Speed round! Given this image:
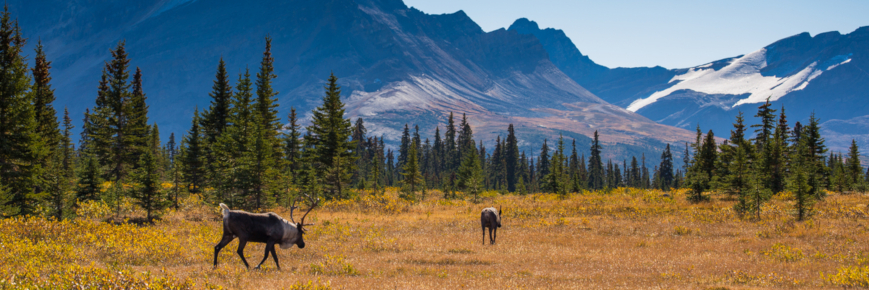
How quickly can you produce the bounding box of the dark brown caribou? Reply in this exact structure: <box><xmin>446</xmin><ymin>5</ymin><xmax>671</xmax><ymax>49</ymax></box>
<box><xmin>481</xmin><ymin>206</ymin><xmax>503</xmax><ymax>245</ymax></box>
<box><xmin>213</xmin><ymin>194</ymin><xmax>318</xmax><ymax>270</ymax></box>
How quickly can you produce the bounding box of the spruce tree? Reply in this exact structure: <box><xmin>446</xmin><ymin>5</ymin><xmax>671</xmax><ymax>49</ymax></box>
<box><xmin>283</xmin><ymin>108</ymin><xmax>302</xmax><ymax>181</ymax></box>
<box><xmin>505</xmin><ymin>124</ymin><xmax>519</xmax><ymax>192</ymax></box>
<box><xmin>246</xmin><ymin>118</ymin><xmax>278</xmax><ymax>210</ymax></box>
<box><xmin>789</xmin><ymin>137</ymin><xmax>815</xmax><ymax>221</ymax></box>
<box><xmin>745</xmin><ymin>169</ymin><xmax>772</xmax><ymax>220</ymax></box>
<box><xmin>802</xmin><ymin>113</ymin><xmax>827</xmax><ymax>198</ymax></box>
<box><xmin>444</xmin><ymin>112</ymin><xmax>457</xmax><ymax>172</ymax></box>
<box><xmin>401</xmin><ymin>139</ymin><xmax>424</xmax><ymax>200</ymax></box>
<box><xmin>587</xmin><ymin>131</ymin><xmax>604</xmax><ymax>190</ymax></box>
<box><xmin>846</xmin><ymin>139</ymin><xmax>863</xmax><ymax>190</ymax></box>
<box><xmin>45</xmin><ymin>108</ymin><xmax>75</xmax><ymax>219</ymax></box>
<box><xmin>457</xmin><ymin>142</ymin><xmax>484</xmax><ymax>202</ymax></box>
<box><xmin>307</xmin><ymin>73</ymin><xmax>356</xmax><ymax>199</ymax></box>
<box><xmin>0</xmin><ymin>8</ymin><xmax>43</xmax><ymax>216</ymax></box>
<box><xmin>31</xmin><ymin>40</ymin><xmax>60</xmax><ymax>149</ymax></box>
<box><xmin>538</xmin><ymin>139</ymin><xmax>551</xmax><ymax>179</ymax></box>
<box><xmin>254</xmin><ymin>36</ymin><xmax>281</xmax><ymax>147</ymax></box>
<box><xmin>75</xmin><ymin>156</ymin><xmax>103</xmax><ymax>203</ymax></box>
<box><xmin>658</xmin><ymin>144</ymin><xmax>674</xmax><ymax>191</ymax></box>
<box><xmin>103</xmin><ymin>41</ymin><xmax>134</xmax><ymax>183</ymax></box>
<box><xmin>127</xmin><ymin>67</ymin><xmax>150</xmax><ymax>166</ymax></box>
<box><xmin>132</xmin><ymin>149</ymin><xmax>168</xmax><ymax>223</ymax></box>
<box><xmin>398</xmin><ymin>124</ymin><xmax>410</xmax><ymax>170</ymax></box>
<box><xmin>729</xmin><ymin>142</ymin><xmax>751</xmax><ymax>216</ymax></box>
<box><xmin>202</xmin><ymin>58</ymin><xmax>233</xmax><ymax>143</ymax></box>
<box><xmin>181</xmin><ymin>109</ymin><xmax>206</xmax><ymax>194</ymax></box>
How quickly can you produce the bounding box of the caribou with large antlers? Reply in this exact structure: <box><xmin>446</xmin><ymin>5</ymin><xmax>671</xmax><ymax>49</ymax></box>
<box><xmin>213</xmin><ymin>194</ymin><xmax>319</xmax><ymax>270</ymax></box>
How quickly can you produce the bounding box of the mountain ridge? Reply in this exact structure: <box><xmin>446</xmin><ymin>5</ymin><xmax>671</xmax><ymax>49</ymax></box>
<box><xmin>11</xmin><ymin>0</ymin><xmax>695</xmax><ymax>164</ymax></box>
<box><xmin>509</xmin><ymin>18</ymin><xmax>869</xmax><ymax>152</ymax></box>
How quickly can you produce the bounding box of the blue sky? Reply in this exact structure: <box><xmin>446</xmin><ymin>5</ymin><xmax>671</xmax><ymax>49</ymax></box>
<box><xmin>404</xmin><ymin>0</ymin><xmax>869</xmax><ymax>69</ymax></box>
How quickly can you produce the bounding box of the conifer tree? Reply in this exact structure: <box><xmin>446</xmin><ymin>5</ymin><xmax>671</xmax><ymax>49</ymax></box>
<box><xmin>538</xmin><ymin>139</ymin><xmax>551</xmax><ymax>180</ymax></box>
<box><xmin>181</xmin><ymin>109</ymin><xmax>206</xmax><ymax>194</ymax></box>
<box><xmin>283</xmin><ymin>108</ymin><xmax>302</xmax><ymax>181</ymax></box>
<box><xmin>587</xmin><ymin>131</ymin><xmax>604</xmax><ymax>190</ymax></box>
<box><xmin>398</xmin><ymin>124</ymin><xmax>410</xmax><ymax>171</ymax></box>
<box><xmin>505</xmin><ymin>124</ymin><xmax>519</xmax><ymax>192</ymax></box>
<box><xmin>745</xmin><ymin>169</ymin><xmax>772</xmax><ymax>220</ymax></box>
<box><xmin>202</xmin><ymin>58</ymin><xmax>233</xmax><ymax>143</ymax></box>
<box><xmin>789</xmin><ymin>137</ymin><xmax>815</xmax><ymax>221</ymax></box>
<box><xmin>444</xmin><ymin>112</ymin><xmax>457</xmax><ymax>172</ymax></box>
<box><xmin>0</xmin><ymin>9</ymin><xmax>43</xmax><ymax>216</ymax></box>
<box><xmin>246</xmin><ymin>118</ymin><xmax>278</xmax><ymax>210</ymax></box>
<box><xmin>457</xmin><ymin>142</ymin><xmax>484</xmax><ymax>202</ymax></box>
<box><xmin>45</xmin><ymin>109</ymin><xmax>75</xmax><ymax>219</ymax></box>
<box><xmin>212</xmin><ymin>69</ymin><xmax>256</xmax><ymax>206</ymax></box>
<box><xmin>31</xmin><ymin>40</ymin><xmax>60</xmax><ymax>150</ymax></box>
<box><xmin>132</xmin><ymin>149</ymin><xmax>168</xmax><ymax>223</ymax></box>
<box><xmin>846</xmin><ymin>139</ymin><xmax>863</xmax><ymax>190</ymax></box>
<box><xmin>658</xmin><ymin>144</ymin><xmax>674</xmax><ymax>190</ymax></box>
<box><xmin>729</xmin><ymin>142</ymin><xmax>752</xmax><ymax>216</ymax></box>
<box><xmin>307</xmin><ymin>73</ymin><xmax>356</xmax><ymax>199</ymax></box>
<box><xmin>254</xmin><ymin>37</ymin><xmax>281</xmax><ymax>148</ymax></box>
<box><xmin>401</xmin><ymin>139</ymin><xmax>424</xmax><ymax>200</ymax></box>
<box><xmin>802</xmin><ymin>113</ymin><xmax>827</xmax><ymax>198</ymax></box>
<box><xmin>200</xmin><ymin>58</ymin><xmax>233</xmax><ymax>189</ymax></box>
<box><xmin>103</xmin><ymin>41</ymin><xmax>134</xmax><ymax>183</ymax></box>
<box><xmin>545</xmin><ymin>135</ymin><xmax>570</xmax><ymax>195</ymax></box>
<box><xmin>127</xmin><ymin>67</ymin><xmax>150</xmax><ymax>165</ymax></box>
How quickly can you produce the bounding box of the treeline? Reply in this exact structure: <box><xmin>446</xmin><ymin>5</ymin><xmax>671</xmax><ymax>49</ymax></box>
<box><xmin>0</xmin><ymin>6</ymin><xmax>674</xmax><ymax>221</ymax></box>
<box><xmin>683</xmin><ymin>100</ymin><xmax>867</xmax><ymax>220</ymax></box>
<box><xmin>1</xmin><ymin>8</ymin><xmax>865</xmax><ymax>222</ymax></box>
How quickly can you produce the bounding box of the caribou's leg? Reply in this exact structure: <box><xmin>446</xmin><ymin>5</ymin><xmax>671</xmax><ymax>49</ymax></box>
<box><xmin>493</xmin><ymin>227</ymin><xmax>497</xmax><ymax>244</ymax></box>
<box><xmin>254</xmin><ymin>241</ymin><xmax>274</xmax><ymax>270</ymax></box>
<box><xmin>488</xmin><ymin>227</ymin><xmax>494</xmax><ymax>245</ymax></box>
<box><xmin>213</xmin><ymin>234</ymin><xmax>235</xmax><ymax>268</ymax></box>
<box><xmin>236</xmin><ymin>239</ymin><xmax>250</xmax><ymax>269</ymax></box>
<box><xmin>482</xmin><ymin>226</ymin><xmax>486</xmax><ymax>245</ymax></box>
<box><xmin>270</xmin><ymin>244</ymin><xmax>281</xmax><ymax>270</ymax></box>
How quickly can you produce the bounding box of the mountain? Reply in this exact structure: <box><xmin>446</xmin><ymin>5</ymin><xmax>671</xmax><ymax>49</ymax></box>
<box><xmin>510</xmin><ymin>18</ymin><xmax>869</xmax><ymax>153</ymax></box>
<box><xmin>11</xmin><ymin>0</ymin><xmax>695</xmax><ymax>162</ymax></box>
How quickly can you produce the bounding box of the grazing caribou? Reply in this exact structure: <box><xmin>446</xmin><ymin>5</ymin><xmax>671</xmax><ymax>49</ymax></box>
<box><xmin>481</xmin><ymin>206</ymin><xmax>503</xmax><ymax>245</ymax></box>
<box><xmin>213</xmin><ymin>194</ymin><xmax>318</xmax><ymax>270</ymax></box>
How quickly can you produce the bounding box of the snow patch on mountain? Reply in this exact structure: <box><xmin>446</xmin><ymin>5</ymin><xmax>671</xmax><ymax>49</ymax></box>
<box><xmin>627</xmin><ymin>49</ymin><xmax>852</xmax><ymax>111</ymax></box>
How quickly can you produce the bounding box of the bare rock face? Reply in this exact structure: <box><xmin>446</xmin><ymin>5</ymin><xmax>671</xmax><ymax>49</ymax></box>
<box><xmin>12</xmin><ymin>0</ymin><xmax>695</xmax><ymax>162</ymax></box>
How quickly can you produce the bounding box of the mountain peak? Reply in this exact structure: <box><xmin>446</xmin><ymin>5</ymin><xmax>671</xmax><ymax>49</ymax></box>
<box><xmin>508</xmin><ymin>18</ymin><xmax>540</xmax><ymax>32</ymax></box>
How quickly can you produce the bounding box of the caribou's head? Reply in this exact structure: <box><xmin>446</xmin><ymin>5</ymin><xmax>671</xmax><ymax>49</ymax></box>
<box><xmin>282</xmin><ymin>194</ymin><xmax>320</xmax><ymax>249</ymax></box>
<box><xmin>497</xmin><ymin>206</ymin><xmax>503</xmax><ymax>228</ymax></box>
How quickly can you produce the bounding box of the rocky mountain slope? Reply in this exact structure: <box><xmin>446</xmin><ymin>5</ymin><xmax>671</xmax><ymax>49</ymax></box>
<box><xmin>510</xmin><ymin>18</ymin><xmax>869</xmax><ymax>152</ymax></box>
<box><xmin>12</xmin><ymin>0</ymin><xmax>695</xmax><ymax>162</ymax></box>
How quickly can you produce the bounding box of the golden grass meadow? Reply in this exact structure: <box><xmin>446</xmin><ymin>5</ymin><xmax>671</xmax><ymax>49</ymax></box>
<box><xmin>2</xmin><ymin>188</ymin><xmax>869</xmax><ymax>289</ymax></box>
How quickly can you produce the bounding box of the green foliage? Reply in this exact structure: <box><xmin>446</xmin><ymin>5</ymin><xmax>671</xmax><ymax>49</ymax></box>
<box><xmin>400</xmin><ymin>139</ymin><xmax>424</xmax><ymax>201</ymax></box>
<box><xmin>587</xmin><ymin>131</ymin><xmax>604</xmax><ymax>190</ymax></box>
<box><xmin>457</xmin><ymin>144</ymin><xmax>483</xmax><ymax>202</ymax></box>
<box><xmin>544</xmin><ymin>135</ymin><xmax>570</xmax><ymax>196</ymax></box>
<box><xmin>132</xmin><ymin>150</ymin><xmax>169</xmax><ymax>222</ymax></box>
<box><xmin>181</xmin><ymin>109</ymin><xmax>206</xmax><ymax>194</ymax></box>
<box><xmin>75</xmin><ymin>156</ymin><xmax>102</xmax><ymax>203</ymax></box>
<box><xmin>0</xmin><ymin>8</ymin><xmax>44</xmax><ymax>216</ymax></box>
<box><xmin>306</xmin><ymin>73</ymin><xmax>356</xmax><ymax>200</ymax></box>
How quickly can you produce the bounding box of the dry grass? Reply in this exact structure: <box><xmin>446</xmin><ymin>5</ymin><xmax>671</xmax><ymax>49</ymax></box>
<box><xmin>2</xmin><ymin>188</ymin><xmax>869</xmax><ymax>289</ymax></box>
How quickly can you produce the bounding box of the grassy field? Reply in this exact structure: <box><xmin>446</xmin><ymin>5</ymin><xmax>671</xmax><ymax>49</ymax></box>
<box><xmin>1</xmin><ymin>188</ymin><xmax>869</xmax><ymax>289</ymax></box>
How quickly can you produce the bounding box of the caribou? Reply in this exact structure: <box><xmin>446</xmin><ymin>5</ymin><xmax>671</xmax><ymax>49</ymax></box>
<box><xmin>481</xmin><ymin>206</ymin><xmax>503</xmax><ymax>245</ymax></box>
<box><xmin>213</xmin><ymin>194</ymin><xmax>319</xmax><ymax>270</ymax></box>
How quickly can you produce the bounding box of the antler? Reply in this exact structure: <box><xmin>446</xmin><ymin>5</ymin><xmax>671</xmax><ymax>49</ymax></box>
<box><xmin>297</xmin><ymin>193</ymin><xmax>320</xmax><ymax>232</ymax></box>
<box><xmin>288</xmin><ymin>196</ymin><xmax>300</xmax><ymax>224</ymax></box>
